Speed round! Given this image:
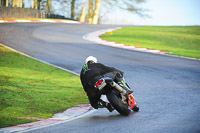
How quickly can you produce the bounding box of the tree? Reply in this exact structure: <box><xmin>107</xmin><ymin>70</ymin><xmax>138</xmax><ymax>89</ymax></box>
<box><xmin>88</xmin><ymin>0</ymin><xmax>93</xmax><ymax>23</ymax></box>
<box><xmin>38</xmin><ymin>0</ymin><xmax>41</xmax><ymax>10</ymax></box>
<box><xmin>12</xmin><ymin>0</ymin><xmax>19</xmax><ymax>7</ymax></box>
<box><xmin>11</xmin><ymin>0</ymin><xmax>24</xmax><ymax>7</ymax></box>
<box><xmin>92</xmin><ymin>0</ymin><xmax>100</xmax><ymax>24</ymax></box>
<box><xmin>102</xmin><ymin>0</ymin><xmax>149</xmax><ymax>17</ymax></box>
<box><xmin>34</xmin><ymin>0</ymin><xmax>38</xmax><ymax>9</ymax></box>
<box><xmin>31</xmin><ymin>0</ymin><xmax>34</xmax><ymax>8</ymax></box>
<box><xmin>80</xmin><ymin>4</ymin><xmax>86</xmax><ymax>22</ymax></box>
<box><xmin>88</xmin><ymin>0</ymin><xmax>148</xmax><ymax>24</ymax></box>
<box><xmin>46</xmin><ymin>0</ymin><xmax>52</xmax><ymax>13</ymax></box>
<box><xmin>71</xmin><ymin>0</ymin><xmax>75</xmax><ymax>19</ymax></box>
<box><xmin>87</xmin><ymin>0</ymin><xmax>101</xmax><ymax>24</ymax></box>
<box><xmin>22</xmin><ymin>0</ymin><xmax>24</xmax><ymax>7</ymax></box>
<box><xmin>85</xmin><ymin>0</ymin><xmax>148</xmax><ymax>24</ymax></box>
<box><xmin>50</xmin><ymin>0</ymin><xmax>77</xmax><ymax>19</ymax></box>
<box><xmin>32</xmin><ymin>0</ymin><xmax>42</xmax><ymax>10</ymax></box>
<box><xmin>26</xmin><ymin>0</ymin><xmax>147</xmax><ymax>24</ymax></box>
<box><xmin>0</xmin><ymin>0</ymin><xmax>8</xmax><ymax>7</ymax></box>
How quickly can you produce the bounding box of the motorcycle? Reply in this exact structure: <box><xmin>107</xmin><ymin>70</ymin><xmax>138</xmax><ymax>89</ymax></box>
<box><xmin>94</xmin><ymin>77</ymin><xmax>139</xmax><ymax>116</ymax></box>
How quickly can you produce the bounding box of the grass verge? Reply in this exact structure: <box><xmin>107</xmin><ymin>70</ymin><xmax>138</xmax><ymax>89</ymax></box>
<box><xmin>0</xmin><ymin>44</ymin><xmax>88</xmax><ymax>128</ymax></box>
<box><xmin>100</xmin><ymin>26</ymin><xmax>200</xmax><ymax>59</ymax></box>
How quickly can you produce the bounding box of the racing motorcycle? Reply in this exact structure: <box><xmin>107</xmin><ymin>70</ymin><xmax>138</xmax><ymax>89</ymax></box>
<box><xmin>94</xmin><ymin>77</ymin><xmax>139</xmax><ymax>116</ymax></box>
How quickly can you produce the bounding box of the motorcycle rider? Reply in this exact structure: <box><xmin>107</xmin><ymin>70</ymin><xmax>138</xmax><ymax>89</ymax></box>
<box><xmin>80</xmin><ymin>56</ymin><xmax>133</xmax><ymax>112</ymax></box>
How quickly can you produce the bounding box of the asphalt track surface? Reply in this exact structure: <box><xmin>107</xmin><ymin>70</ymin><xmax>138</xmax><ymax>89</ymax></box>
<box><xmin>0</xmin><ymin>23</ymin><xmax>200</xmax><ymax>133</ymax></box>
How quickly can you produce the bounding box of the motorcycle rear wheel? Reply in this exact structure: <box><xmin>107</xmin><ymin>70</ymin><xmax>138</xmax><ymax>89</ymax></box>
<box><xmin>106</xmin><ymin>90</ymin><xmax>131</xmax><ymax>116</ymax></box>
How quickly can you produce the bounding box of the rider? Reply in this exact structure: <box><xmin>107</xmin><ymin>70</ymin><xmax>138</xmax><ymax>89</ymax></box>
<box><xmin>80</xmin><ymin>56</ymin><xmax>133</xmax><ymax>112</ymax></box>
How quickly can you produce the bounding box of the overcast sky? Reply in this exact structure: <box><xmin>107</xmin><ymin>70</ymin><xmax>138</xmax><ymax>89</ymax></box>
<box><xmin>103</xmin><ymin>0</ymin><xmax>200</xmax><ymax>25</ymax></box>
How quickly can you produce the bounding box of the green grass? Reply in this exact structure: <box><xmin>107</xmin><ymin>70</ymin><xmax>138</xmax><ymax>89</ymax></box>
<box><xmin>100</xmin><ymin>26</ymin><xmax>200</xmax><ymax>59</ymax></box>
<box><xmin>0</xmin><ymin>44</ymin><xmax>88</xmax><ymax>128</ymax></box>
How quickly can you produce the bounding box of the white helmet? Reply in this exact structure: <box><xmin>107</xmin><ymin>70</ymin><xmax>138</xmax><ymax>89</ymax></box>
<box><xmin>85</xmin><ymin>56</ymin><xmax>97</xmax><ymax>64</ymax></box>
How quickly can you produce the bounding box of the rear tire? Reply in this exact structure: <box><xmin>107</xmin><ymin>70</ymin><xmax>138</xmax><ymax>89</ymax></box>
<box><xmin>106</xmin><ymin>90</ymin><xmax>131</xmax><ymax>116</ymax></box>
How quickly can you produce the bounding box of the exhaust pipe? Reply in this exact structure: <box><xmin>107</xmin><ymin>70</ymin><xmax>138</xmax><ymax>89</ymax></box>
<box><xmin>110</xmin><ymin>82</ymin><xmax>127</xmax><ymax>96</ymax></box>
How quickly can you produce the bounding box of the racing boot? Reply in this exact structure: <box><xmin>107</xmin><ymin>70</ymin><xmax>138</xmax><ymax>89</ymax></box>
<box><xmin>98</xmin><ymin>99</ymin><xmax>114</xmax><ymax>112</ymax></box>
<box><xmin>118</xmin><ymin>80</ymin><xmax>133</xmax><ymax>95</ymax></box>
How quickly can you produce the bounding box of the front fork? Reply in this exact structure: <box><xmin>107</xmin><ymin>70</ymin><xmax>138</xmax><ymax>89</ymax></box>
<box><xmin>128</xmin><ymin>94</ymin><xmax>135</xmax><ymax>109</ymax></box>
<box><xmin>120</xmin><ymin>93</ymin><xmax>135</xmax><ymax>109</ymax></box>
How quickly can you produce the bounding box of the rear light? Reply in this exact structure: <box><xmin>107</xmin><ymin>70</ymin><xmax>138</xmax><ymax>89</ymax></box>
<box><xmin>95</xmin><ymin>79</ymin><xmax>106</xmax><ymax>90</ymax></box>
<box><xmin>95</xmin><ymin>80</ymin><xmax>103</xmax><ymax>87</ymax></box>
<box><xmin>99</xmin><ymin>80</ymin><xmax>103</xmax><ymax>84</ymax></box>
<box><xmin>96</xmin><ymin>83</ymin><xmax>100</xmax><ymax>86</ymax></box>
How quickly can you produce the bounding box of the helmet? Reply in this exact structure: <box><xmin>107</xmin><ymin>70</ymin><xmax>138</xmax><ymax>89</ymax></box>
<box><xmin>85</xmin><ymin>56</ymin><xmax>97</xmax><ymax>64</ymax></box>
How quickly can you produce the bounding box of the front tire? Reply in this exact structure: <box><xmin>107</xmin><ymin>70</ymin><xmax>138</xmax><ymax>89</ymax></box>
<box><xmin>106</xmin><ymin>90</ymin><xmax>131</xmax><ymax>116</ymax></box>
<box><xmin>133</xmin><ymin>102</ymin><xmax>139</xmax><ymax>112</ymax></box>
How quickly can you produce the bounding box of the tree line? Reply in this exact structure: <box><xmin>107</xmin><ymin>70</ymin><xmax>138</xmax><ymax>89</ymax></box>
<box><xmin>0</xmin><ymin>0</ymin><xmax>52</xmax><ymax>13</ymax></box>
<box><xmin>0</xmin><ymin>0</ymin><xmax>147</xmax><ymax>24</ymax></box>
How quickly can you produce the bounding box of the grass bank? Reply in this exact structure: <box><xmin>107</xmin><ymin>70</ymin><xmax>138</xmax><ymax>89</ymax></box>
<box><xmin>0</xmin><ymin>44</ymin><xmax>88</xmax><ymax>128</ymax></box>
<box><xmin>100</xmin><ymin>26</ymin><xmax>200</xmax><ymax>59</ymax></box>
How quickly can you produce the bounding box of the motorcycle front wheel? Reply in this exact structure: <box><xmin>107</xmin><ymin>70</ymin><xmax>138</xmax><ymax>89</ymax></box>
<box><xmin>106</xmin><ymin>90</ymin><xmax>131</xmax><ymax>116</ymax></box>
<box><xmin>133</xmin><ymin>102</ymin><xmax>139</xmax><ymax>112</ymax></box>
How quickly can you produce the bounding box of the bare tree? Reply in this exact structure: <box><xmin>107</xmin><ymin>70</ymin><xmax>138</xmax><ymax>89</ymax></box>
<box><xmin>92</xmin><ymin>0</ymin><xmax>100</xmax><ymax>24</ymax></box>
<box><xmin>22</xmin><ymin>0</ymin><xmax>24</xmax><ymax>7</ymax></box>
<box><xmin>29</xmin><ymin>0</ymin><xmax>147</xmax><ymax>24</ymax></box>
<box><xmin>86</xmin><ymin>0</ymin><xmax>148</xmax><ymax>24</ymax></box>
<box><xmin>88</xmin><ymin>0</ymin><xmax>93</xmax><ymax>23</ymax></box>
<box><xmin>71</xmin><ymin>0</ymin><xmax>75</xmax><ymax>19</ymax></box>
<box><xmin>80</xmin><ymin>4</ymin><xmax>86</xmax><ymax>22</ymax></box>
<box><xmin>12</xmin><ymin>0</ymin><xmax>19</xmax><ymax>7</ymax></box>
<box><xmin>0</xmin><ymin>0</ymin><xmax>8</xmax><ymax>6</ymax></box>
<box><xmin>31</xmin><ymin>0</ymin><xmax>34</xmax><ymax>8</ymax></box>
<box><xmin>102</xmin><ymin>0</ymin><xmax>149</xmax><ymax>17</ymax></box>
<box><xmin>46</xmin><ymin>0</ymin><xmax>51</xmax><ymax>13</ymax></box>
<box><xmin>34</xmin><ymin>0</ymin><xmax>38</xmax><ymax>9</ymax></box>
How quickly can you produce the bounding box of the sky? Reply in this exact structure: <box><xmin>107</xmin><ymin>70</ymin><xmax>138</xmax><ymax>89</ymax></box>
<box><xmin>103</xmin><ymin>0</ymin><xmax>200</xmax><ymax>25</ymax></box>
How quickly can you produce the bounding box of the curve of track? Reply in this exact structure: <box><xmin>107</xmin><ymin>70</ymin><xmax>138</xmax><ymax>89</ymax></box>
<box><xmin>0</xmin><ymin>23</ymin><xmax>200</xmax><ymax>133</ymax></box>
